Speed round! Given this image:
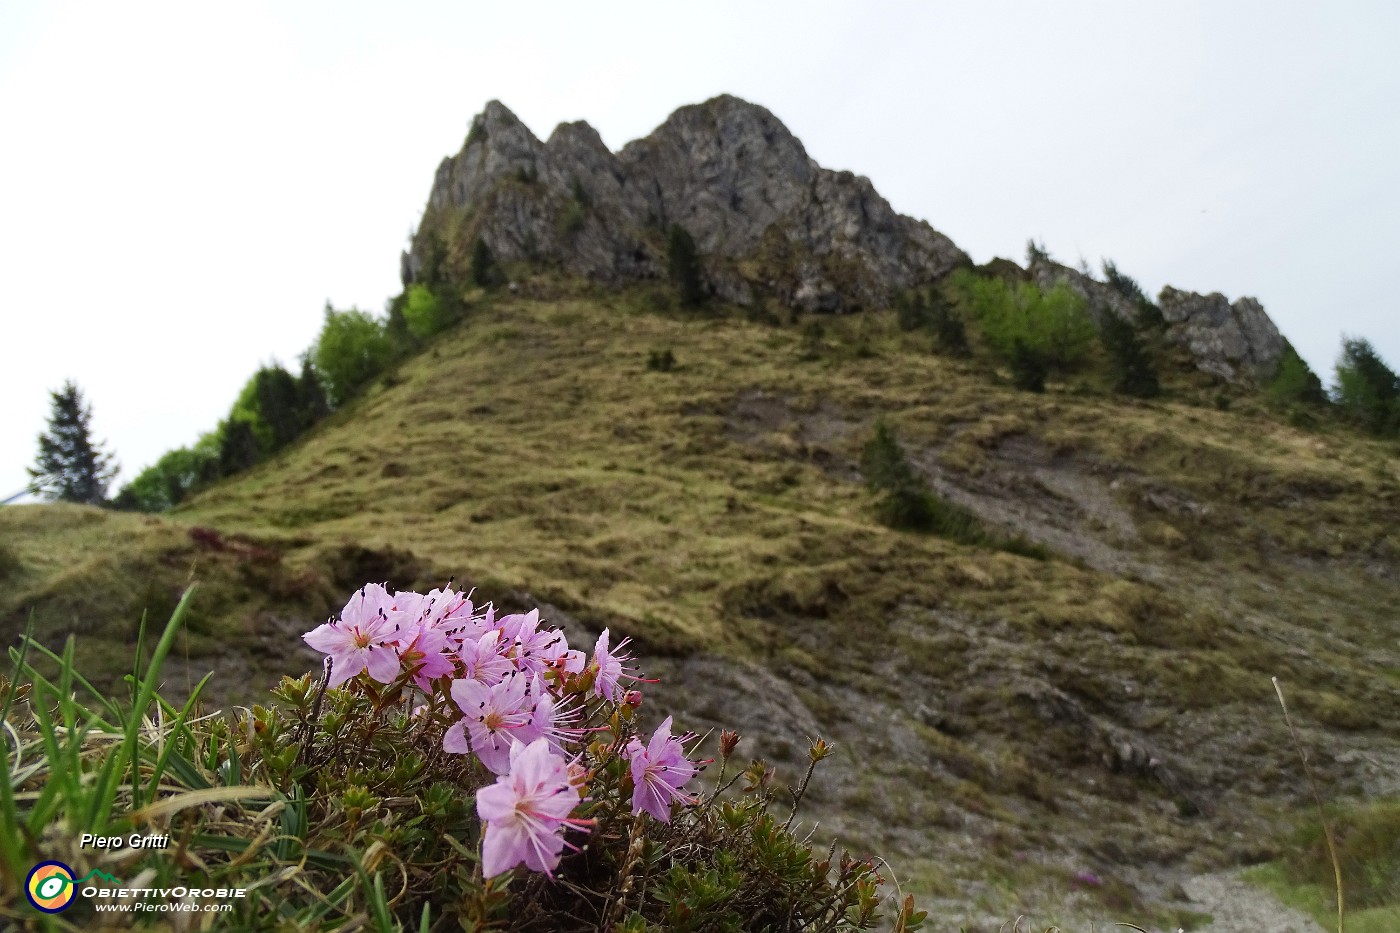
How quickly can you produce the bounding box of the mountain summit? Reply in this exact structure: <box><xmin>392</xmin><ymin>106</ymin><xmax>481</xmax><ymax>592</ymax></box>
<box><xmin>403</xmin><ymin>95</ymin><xmax>967</xmax><ymax>314</ymax></box>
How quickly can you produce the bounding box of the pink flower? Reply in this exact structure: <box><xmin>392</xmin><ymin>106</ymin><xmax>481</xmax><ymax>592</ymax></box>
<box><xmin>456</xmin><ymin>630</ymin><xmax>514</xmax><ymax>686</ymax></box>
<box><xmin>303</xmin><ymin>584</ymin><xmax>401</xmax><ymax>688</ymax></box>
<box><xmin>393</xmin><ymin>620</ymin><xmax>456</xmax><ymax>691</ymax></box>
<box><xmin>625</xmin><ymin>716</ymin><xmax>697</xmax><ymax>822</ymax></box>
<box><xmin>516</xmin><ymin>683</ymin><xmax>582</xmax><ymax>756</ymax></box>
<box><xmin>511</xmin><ymin>614</ymin><xmax>585</xmax><ymax>676</ymax></box>
<box><xmin>434</xmin><ymin>589</ymin><xmax>489</xmax><ymax>644</ymax></box>
<box><xmin>592</xmin><ymin>628</ymin><xmax>644</xmax><ymax>702</ymax></box>
<box><xmin>475</xmin><ymin>738</ymin><xmax>586</xmax><ymax>878</ymax></box>
<box><xmin>445</xmin><ymin>673</ymin><xmax>533</xmax><ymax>774</ymax></box>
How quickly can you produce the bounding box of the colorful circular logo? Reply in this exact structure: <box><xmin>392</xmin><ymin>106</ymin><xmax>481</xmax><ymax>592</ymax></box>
<box><xmin>25</xmin><ymin>861</ymin><xmax>76</xmax><ymax>913</ymax></box>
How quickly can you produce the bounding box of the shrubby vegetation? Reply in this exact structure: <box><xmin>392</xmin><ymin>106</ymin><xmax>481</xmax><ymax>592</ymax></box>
<box><xmin>399</xmin><ymin>283</ymin><xmax>450</xmax><ymax>340</ymax></box>
<box><xmin>112</xmin><ymin>434</ymin><xmax>220</xmax><ymax>511</ymax></box>
<box><xmin>313</xmin><ymin>305</ymin><xmax>395</xmax><ymax>407</ymax></box>
<box><xmin>0</xmin><ymin>586</ymin><xmax>924</xmax><ymax>930</ymax></box>
<box><xmin>947</xmin><ymin>270</ymin><xmax>1096</xmax><ymax>388</ymax></box>
<box><xmin>646</xmin><ymin>348</ymin><xmax>677</xmax><ymax>372</ymax></box>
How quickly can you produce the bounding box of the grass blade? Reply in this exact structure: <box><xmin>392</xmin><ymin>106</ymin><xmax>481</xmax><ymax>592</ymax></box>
<box><xmin>91</xmin><ymin>585</ymin><xmax>197</xmax><ymax>834</ymax></box>
<box><xmin>145</xmin><ymin>670</ymin><xmax>214</xmax><ymax>798</ymax></box>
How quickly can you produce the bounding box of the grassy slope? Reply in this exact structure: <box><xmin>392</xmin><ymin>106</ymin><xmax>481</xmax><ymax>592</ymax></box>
<box><xmin>5</xmin><ymin>284</ymin><xmax>1399</xmax><ymax>927</ymax></box>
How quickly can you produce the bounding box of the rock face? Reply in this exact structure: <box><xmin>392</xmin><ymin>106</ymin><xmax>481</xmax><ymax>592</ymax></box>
<box><xmin>1158</xmin><ymin>287</ymin><xmax>1286</xmax><ymax>382</ymax></box>
<box><xmin>404</xmin><ymin>96</ymin><xmax>968</xmax><ymax>312</ymax></box>
<box><xmin>404</xmin><ymin>94</ymin><xmax>1292</xmax><ymax>381</ymax></box>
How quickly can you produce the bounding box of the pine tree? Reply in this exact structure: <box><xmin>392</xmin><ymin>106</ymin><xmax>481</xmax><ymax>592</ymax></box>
<box><xmin>1333</xmin><ymin>337</ymin><xmax>1399</xmax><ymax>435</ymax></box>
<box><xmin>28</xmin><ymin>381</ymin><xmax>119</xmax><ymax>504</ymax></box>
<box><xmin>472</xmin><ymin>237</ymin><xmax>505</xmax><ymax>289</ymax></box>
<box><xmin>666</xmin><ymin>224</ymin><xmax>705</xmax><ymax>309</ymax></box>
<box><xmin>298</xmin><ymin>357</ymin><xmax>330</xmax><ymax>429</ymax></box>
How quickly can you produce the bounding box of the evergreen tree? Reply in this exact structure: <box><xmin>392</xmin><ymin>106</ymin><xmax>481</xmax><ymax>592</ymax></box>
<box><xmin>666</xmin><ymin>224</ymin><xmax>705</xmax><ymax>309</ymax></box>
<box><xmin>252</xmin><ymin>365</ymin><xmax>305</xmax><ymax>451</ymax></box>
<box><xmin>298</xmin><ymin>357</ymin><xmax>330</xmax><ymax>428</ymax></box>
<box><xmin>1099</xmin><ymin>313</ymin><xmax>1160</xmax><ymax>398</ymax></box>
<box><xmin>1333</xmin><ymin>337</ymin><xmax>1399</xmax><ymax>435</ymax></box>
<box><xmin>927</xmin><ymin>289</ymin><xmax>969</xmax><ymax>357</ymax></box>
<box><xmin>28</xmin><ymin>380</ymin><xmax>119</xmax><ymax>504</ymax></box>
<box><xmin>218</xmin><ymin>419</ymin><xmax>261</xmax><ymax>476</ymax></box>
<box><xmin>1267</xmin><ymin>345</ymin><xmax>1328</xmax><ymax>409</ymax></box>
<box><xmin>1009</xmin><ymin>340</ymin><xmax>1048</xmax><ymax>392</ymax></box>
<box><xmin>895</xmin><ymin>290</ymin><xmax>929</xmax><ymax>332</ymax></box>
<box><xmin>472</xmin><ymin>237</ymin><xmax>505</xmax><ymax>289</ymax></box>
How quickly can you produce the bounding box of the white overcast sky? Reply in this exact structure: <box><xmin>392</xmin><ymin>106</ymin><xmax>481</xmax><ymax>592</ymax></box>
<box><xmin>3</xmin><ymin>1</ymin><xmax>1398</xmax><ymax>500</ymax></box>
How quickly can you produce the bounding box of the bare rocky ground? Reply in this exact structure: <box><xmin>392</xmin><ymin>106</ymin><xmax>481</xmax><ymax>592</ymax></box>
<box><xmin>1182</xmin><ymin>871</ymin><xmax>1323</xmax><ymax>933</ymax></box>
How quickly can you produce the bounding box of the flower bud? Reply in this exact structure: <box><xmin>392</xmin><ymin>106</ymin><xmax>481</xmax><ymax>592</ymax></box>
<box><xmin>719</xmin><ymin>729</ymin><xmax>741</xmax><ymax>759</ymax></box>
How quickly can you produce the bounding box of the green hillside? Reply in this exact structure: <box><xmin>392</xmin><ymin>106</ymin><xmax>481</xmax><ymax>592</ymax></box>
<box><xmin>5</xmin><ymin>279</ymin><xmax>1399</xmax><ymax>928</ymax></box>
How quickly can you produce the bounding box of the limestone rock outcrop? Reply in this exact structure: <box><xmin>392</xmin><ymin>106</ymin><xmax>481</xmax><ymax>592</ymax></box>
<box><xmin>404</xmin><ymin>96</ymin><xmax>968</xmax><ymax>312</ymax></box>
<box><xmin>1157</xmin><ymin>287</ymin><xmax>1286</xmax><ymax>382</ymax></box>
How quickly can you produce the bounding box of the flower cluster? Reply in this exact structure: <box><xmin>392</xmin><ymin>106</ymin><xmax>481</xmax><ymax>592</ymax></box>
<box><xmin>303</xmin><ymin>582</ymin><xmax>698</xmax><ymax>877</ymax></box>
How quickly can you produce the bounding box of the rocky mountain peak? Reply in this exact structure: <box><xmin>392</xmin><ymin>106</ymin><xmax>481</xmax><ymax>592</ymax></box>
<box><xmin>404</xmin><ymin>95</ymin><xmax>1289</xmax><ymax>382</ymax></box>
<box><xmin>406</xmin><ymin>94</ymin><xmax>967</xmax><ymax>312</ymax></box>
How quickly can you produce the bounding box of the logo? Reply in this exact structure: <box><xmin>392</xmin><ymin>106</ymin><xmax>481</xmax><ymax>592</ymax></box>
<box><xmin>25</xmin><ymin>861</ymin><xmax>77</xmax><ymax>913</ymax></box>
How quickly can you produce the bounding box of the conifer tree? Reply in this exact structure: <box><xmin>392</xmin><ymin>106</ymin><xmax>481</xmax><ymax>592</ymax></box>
<box><xmin>667</xmin><ymin>224</ymin><xmax>705</xmax><ymax>309</ymax></box>
<box><xmin>28</xmin><ymin>380</ymin><xmax>119</xmax><ymax>504</ymax></box>
<box><xmin>472</xmin><ymin>237</ymin><xmax>505</xmax><ymax>289</ymax></box>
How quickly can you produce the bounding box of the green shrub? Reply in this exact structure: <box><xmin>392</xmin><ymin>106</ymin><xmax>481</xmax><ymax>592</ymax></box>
<box><xmin>646</xmin><ymin>348</ymin><xmax>677</xmax><ymax>372</ymax></box>
<box><xmin>312</xmin><ymin>305</ymin><xmax>394</xmax><ymax>407</ymax></box>
<box><xmin>401</xmin><ymin>283</ymin><xmax>453</xmax><ymax>340</ymax></box>
<box><xmin>861</xmin><ymin>422</ymin><xmax>1048</xmax><ymax>558</ymax></box>
<box><xmin>1333</xmin><ymin>337</ymin><xmax>1399</xmax><ymax>435</ymax></box>
<box><xmin>112</xmin><ymin>435</ymin><xmax>221</xmax><ymax>512</ymax></box>
<box><xmin>558</xmin><ymin>200</ymin><xmax>586</xmax><ymax>235</ymax></box>
<box><xmin>667</xmin><ymin>224</ymin><xmax>705</xmax><ymax>309</ymax></box>
<box><xmin>862</xmin><ymin>421</ymin><xmax>981</xmax><ymax>539</ymax></box>
<box><xmin>1281</xmin><ymin>799</ymin><xmax>1400</xmax><ymax>913</ymax></box>
<box><xmin>950</xmin><ymin>270</ymin><xmax>1096</xmax><ymax>376</ymax></box>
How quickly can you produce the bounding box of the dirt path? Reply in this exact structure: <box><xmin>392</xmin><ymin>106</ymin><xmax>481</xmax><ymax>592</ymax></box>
<box><xmin>1183</xmin><ymin>871</ymin><xmax>1324</xmax><ymax>933</ymax></box>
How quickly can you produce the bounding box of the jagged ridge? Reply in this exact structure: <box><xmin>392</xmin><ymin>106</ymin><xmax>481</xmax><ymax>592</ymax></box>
<box><xmin>405</xmin><ymin>95</ymin><xmax>1287</xmax><ymax>383</ymax></box>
